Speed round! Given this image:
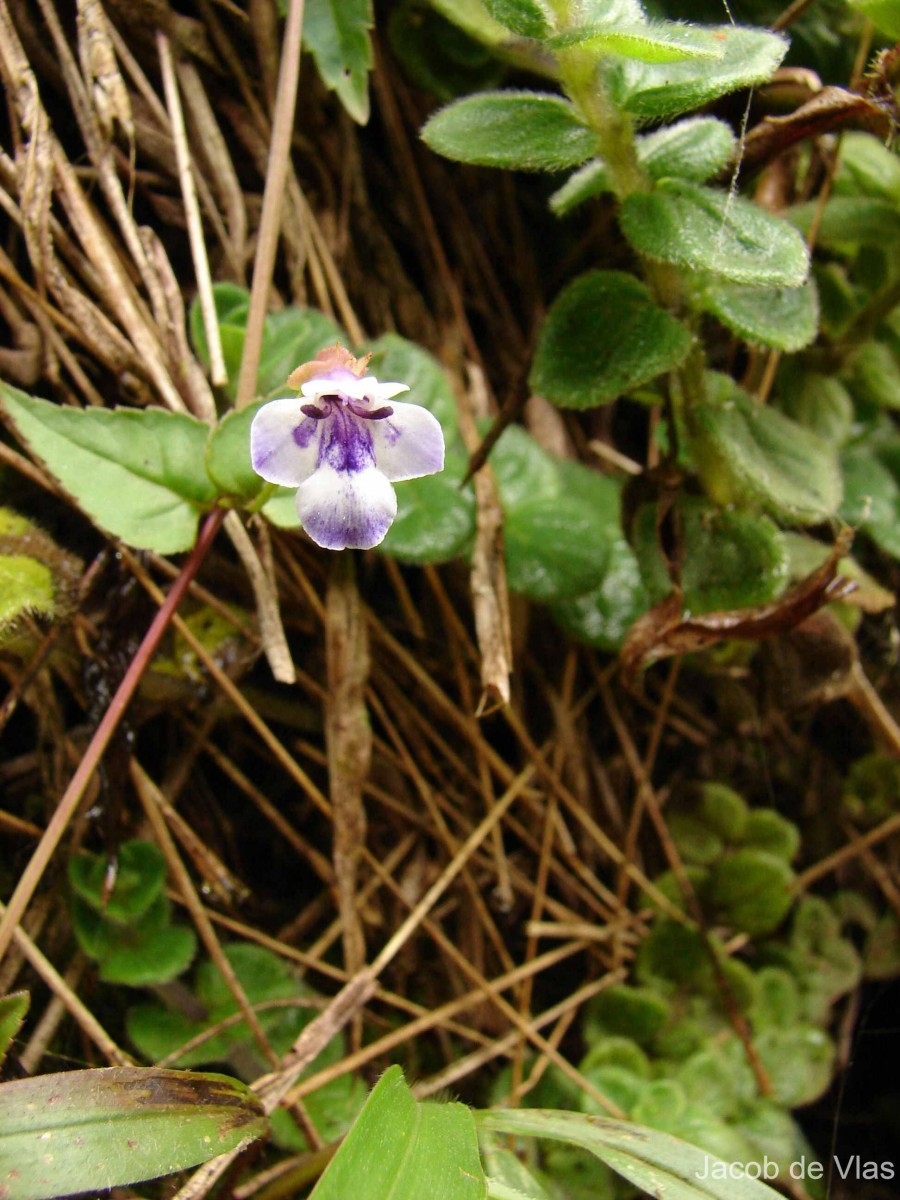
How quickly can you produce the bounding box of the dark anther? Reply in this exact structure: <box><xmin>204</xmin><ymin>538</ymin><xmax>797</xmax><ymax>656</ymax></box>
<box><xmin>300</xmin><ymin>403</ymin><xmax>329</xmax><ymax>419</ymax></box>
<box><xmin>361</xmin><ymin>405</ymin><xmax>394</xmax><ymax>420</ymax></box>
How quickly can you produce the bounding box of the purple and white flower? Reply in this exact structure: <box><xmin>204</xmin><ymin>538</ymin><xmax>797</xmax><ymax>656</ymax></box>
<box><xmin>250</xmin><ymin>346</ymin><xmax>445</xmax><ymax>550</ymax></box>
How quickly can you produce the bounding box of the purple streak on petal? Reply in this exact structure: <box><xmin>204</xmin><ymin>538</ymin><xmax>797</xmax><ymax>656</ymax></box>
<box><xmin>250</xmin><ymin>397</ymin><xmax>322</xmax><ymax>486</ymax></box>
<box><xmin>296</xmin><ymin>464</ymin><xmax>397</xmax><ymax>550</ymax></box>
<box><xmin>369</xmin><ymin>401</ymin><xmax>445</xmax><ymax>482</ymax></box>
<box><xmin>317</xmin><ymin>407</ymin><xmax>376</xmax><ymax>475</ymax></box>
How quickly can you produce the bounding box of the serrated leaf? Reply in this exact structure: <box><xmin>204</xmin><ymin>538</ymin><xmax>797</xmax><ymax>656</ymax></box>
<box><xmin>530</xmin><ymin>271</ymin><xmax>691</xmax><ymax>408</ymax></box>
<box><xmin>550</xmin><ymin>22</ymin><xmax>725</xmax><ymax>63</ymax></box>
<box><xmin>621</xmin><ymin>181</ymin><xmax>809</xmax><ymax>287</ymax></box>
<box><xmin>0</xmin><ymin>385</ymin><xmax>217</xmax><ymax>554</ymax></box>
<box><xmin>698</xmin><ymin>280</ymin><xmax>819</xmax><ymax>351</ymax></box>
<box><xmin>612</xmin><ymin>25</ymin><xmax>788</xmax><ymax>119</ymax></box>
<box><xmin>310</xmin><ymin>1066</ymin><xmax>485</xmax><ymax>1200</ymax></box>
<box><xmin>0</xmin><ymin>993</ymin><xmax>28</xmax><ymax>1071</ymax></box>
<box><xmin>0</xmin><ymin>1067</ymin><xmax>266</xmax><ymax>1200</ymax></box>
<box><xmin>380</xmin><ymin>461</ymin><xmax>475</xmax><ymax>564</ymax></box>
<box><xmin>551</xmin><ymin>115</ymin><xmax>736</xmax><ymax>216</ymax></box>
<box><xmin>476</xmin><ymin>1108</ymin><xmax>785</xmax><ymax>1199</ymax></box>
<box><xmin>688</xmin><ymin>374</ymin><xmax>842</xmax><ymax>523</ymax></box>
<box><xmin>483</xmin><ymin>0</ymin><xmax>554</xmax><ymax>39</ymax></box>
<box><xmin>0</xmin><ymin>554</ymin><xmax>55</xmax><ymax>632</ymax></box>
<box><xmin>421</xmin><ymin>91</ymin><xmax>597</xmax><ymax>172</ymax></box>
<box><xmin>300</xmin><ymin>0</ymin><xmax>373</xmax><ymax>123</ymax></box>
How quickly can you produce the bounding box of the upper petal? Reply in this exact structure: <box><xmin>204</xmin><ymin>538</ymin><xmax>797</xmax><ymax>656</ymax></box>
<box><xmin>301</xmin><ymin>373</ymin><xmax>410</xmax><ymax>406</ymax></box>
<box><xmin>369</xmin><ymin>401</ymin><xmax>445</xmax><ymax>482</ymax></box>
<box><xmin>296</xmin><ymin>464</ymin><xmax>397</xmax><ymax>550</ymax></box>
<box><xmin>250</xmin><ymin>397</ymin><xmax>323</xmax><ymax>486</ymax></box>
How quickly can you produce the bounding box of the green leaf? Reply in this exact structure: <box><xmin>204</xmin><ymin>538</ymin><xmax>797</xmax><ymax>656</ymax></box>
<box><xmin>704</xmin><ymin>850</ymin><xmax>795</xmax><ymax>935</ymax></box>
<box><xmin>530</xmin><ymin>271</ymin><xmax>691</xmax><ymax>408</ymax></box>
<box><xmin>621</xmin><ymin>181</ymin><xmax>809</xmax><ymax>287</ymax></box>
<box><xmin>688</xmin><ymin>374</ymin><xmax>842</xmax><ymax>524</ymax></box>
<box><xmin>366</xmin><ymin>332</ymin><xmax>460</xmax><ymax>437</ymax></box>
<box><xmin>586</xmin><ymin>986</ymin><xmax>670</xmax><ymax>1044</ymax></box>
<box><xmin>68</xmin><ymin>840</ymin><xmax>167</xmax><ymax>921</ymax></box>
<box><xmin>0</xmin><ymin>992</ymin><xmax>28</xmax><ymax>1071</ymax></box>
<box><xmin>0</xmin><ymin>1067</ymin><xmax>266</xmax><ymax>1199</ymax></box>
<box><xmin>550</xmin><ymin>22</ymin><xmax>726</xmax><ymax>63</ymax></box>
<box><xmin>612</xmin><ymin>25</ymin><xmax>789</xmax><ymax>119</ymax></box>
<box><xmin>632</xmin><ymin>497</ymin><xmax>789</xmax><ymax>613</ymax></box>
<box><xmin>789</xmin><ymin>196</ymin><xmax>900</xmax><ymax>248</ymax></box>
<box><xmin>380</xmin><ymin>461</ymin><xmax>475</xmax><ymax>564</ymax></box>
<box><xmin>846</xmin><ymin>341</ymin><xmax>900</xmax><ymax>412</ymax></box>
<box><xmin>840</xmin><ymin>445</ymin><xmax>900</xmax><ymax>558</ymax></box>
<box><xmin>310</xmin><ymin>1066</ymin><xmax>486</xmax><ymax>1200</ymax></box>
<box><xmin>0</xmin><ymin>553</ymin><xmax>55</xmax><ymax>633</ymax></box>
<box><xmin>0</xmin><ymin>385</ymin><xmax>217</xmax><ymax>554</ymax></box>
<box><xmin>426</xmin><ymin>0</ymin><xmax>510</xmax><ymax>45</ymax></box>
<box><xmin>552</xmin><ymin>117</ymin><xmax>736</xmax><ymax>215</ymax></box>
<box><xmin>476</xmin><ymin>1108</ymin><xmax>785</xmax><ymax>1199</ymax></box>
<box><xmin>483</xmin><ymin>0</ymin><xmax>554</xmax><ymax>39</ymax></box>
<box><xmin>504</xmin><ymin>495</ymin><xmax>611</xmax><ymax>601</ymax></box>
<box><xmin>490</xmin><ymin>425</ymin><xmax>560</xmax><ymax>509</ymax></box>
<box><xmin>421</xmin><ymin>92</ymin><xmax>597</xmax><ymax>172</ymax></box>
<box><xmin>388</xmin><ymin>2</ymin><xmax>505</xmax><ymax>103</ymax></box>
<box><xmin>697</xmin><ymin>280</ymin><xmax>819</xmax><ymax>351</ymax></box>
<box><xmin>846</xmin><ymin>0</ymin><xmax>900</xmax><ymax>38</ymax></box>
<box><xmin>99</xmin><ymin>920</ymin><xmax>197</xmax><ymax>987</ymax></box>
<box><xmin>756</xmin><ymin>1027</ymin><xmax>834</xmax><ymax>1106</ymax></box>
<box><xmin>189</xmin><ymin>283</ymin><xmax>250</xmax><ymax>389</ymax></box>
<box><xmin>836</xmin><ymin>132</ymin><xmax>900</xmax><ymax>204</ymax></box>
<box><xmin>742</xmin><ymin>811</ymin><xmax>800</xmax><ymax>862</ymax></box>
<box><xmin>551</xmin><ymin>536</ymin><xmax>648</xmax><ymax>651</ymax></box>
<box><xmin>300</xmin><ymin>0</ymin><xmax>374</xmax><ymax>123</ymax></box>
<box><xmin>205</xmin><ymin>402</ymin><xmax>267</xmax><ymax>500</ymax></box>
<box><xmin>777</xmin><ymin>368</ymin><xmax>854</xmax><ymax>445</ymax></box>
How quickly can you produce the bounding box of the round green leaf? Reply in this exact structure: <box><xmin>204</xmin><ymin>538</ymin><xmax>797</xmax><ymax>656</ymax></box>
<box><xmin>504</xmin><ymin>495</ymin><xmax>609</xmax><ymax>601</ymax></box>
<box><xmin>840</xmin><ymin>446</ymin><xmax>900</xmax><ymax>557</ymax></box>
<box><xmin>742</xmin><ymin>810</ymin><xmax>800</xmax><ymax>862</ymax></box>
<box><xmin>688</xmin><ymin>374</ymin><xmax>842</xmax><ymax>523</ymax></box>
<box><xmin>756</xmin><ymin>1027</ymin><xmax>835</xmax><ymax>1106</ymax></box>
<box><xmin>621</xmin><ymin>181</ymin><xmax>809</xmax><ymax>287</ymax></box>
<box><xmin>0</xmin><ymin>385</ymin><xmax>216</xmax><ymax>554</ymax></box>
<box><xmin>789</xmin><ymin>196</ymin><xmax>900</xmax><ymax>248</ymax></box>
<box><xmin>778</xmin><ymin>369</ymin><xmax>854</xmax><ymax>445</ymax></box>
<box><xmin>705</xmin><ymin>849</ymin><xmax>794</xmax><ymax>935</ymax></box>
<box><xmin>632</xmin><ymin>497</ymin><xmax>789</xmax><ymax>613</ymax></box>
<box><xmin>257</xmin><ymin>306</ymin><xmax>346</xmax><ymax>397</ymax></box>
<box><xmin>489</xmin><ymin>424</ymin><xmax>560</xmax><ymax>510</ymax></box>
<box><xmin>421</xmin><ymin>91</ymin><xmax>597</xmax><ymax>172</ymax></box>
<box><xmin>586</xmin><ymin>986</ymin><xmax>671</xmax><ymax>1044</ymax></box>
<box><xmin>99</xmin><ymin>921</ymin><xmax>197</xmax><ymax>987</ymax></box>
<box><xmin>836</xmin><ymin>132</ymin><xmax>900</xmax><ymax>204</ymax></box>
<box><xmin>551</xmin><ymin>537</ymin><xmax>648</xmax><ymax>651</ymax></box>
<box><xmin>698</xmin><ymin>280</ymin><xmax>819</xmax><ymax>351</ymax></box>
<box><xmin>0</xmin><ymin>554</ymin><xmax>55</xmax><ymax>632</ymax></box>
<box><xmin>530</xmin><ymin>270</ymin><xmax>691</xmax><ymax>408</ymax></box>
<box><xmin>0</xmin><ymin>1067</ymin><xmax>266</xmax><ymax>1200</ymax></box>
<box><xmin>189</xmin><ymin>283</ymin><xmax>250</xmax><ymax>388</ymax></box>
<box><xmin>379</xmin><ymin>468</ymin><xmax>475</xmax><ymax>564</ymax></box>
<box><xmin>613</xmin><ymin>25</ymin><xmax>788</xmax><ymax>119</ymax></box>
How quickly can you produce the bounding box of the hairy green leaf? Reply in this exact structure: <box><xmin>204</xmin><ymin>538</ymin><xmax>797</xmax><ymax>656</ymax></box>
<box><xmin>0</xmin><ymin>993</ymin><xmax>28</xmax><ymax>1071</ymax></box>
<box><xmin>612</xmin><ymin>25</ymin><xmax>788</xmax><ymax>118</ymax></box>
<box><xmin>698</xmin><ymin>280</ymin><xmax>819</xmax><ymax>351</ymax></box>
<box><xmin>69</xmin><ymin>840</ymin><xmax>167</xmax><ymax>921</ymax></box>
<box><xmin>621</xmin><ymin>181</ymin><xmax>809</xmax><ymax>287</ymax></box>
<box><xmin>688</xmin><ymin>376</ymin><xmax>841</xmax><ymax>523</ymax></box>
<box><xmin>421</xmin><ymin>92</ymin><xmax>597</xmax><ymax>172</ymax></box>
<box><xmin>550</xmin><ymin>22</ymin><xmax>725</xmax><ymax>63</ymax></box>
<box><xmin>483</xmin><ymin>0</ymin><xmax>554</xmax><ymax>38</ymax></box>
<box><xmin>380</xmin><ymin>458</ymin><xmax>475</xmax><ymax>563</ymax></box>
<box><xmin>531</xmin><ymin>271</ymin><xmax>691</xmax><ymax>407</ymax></box>
<box><xmin>0</xmin><ymin>385</ymin><xmax>216</xmax><ymax>554</ymax></box>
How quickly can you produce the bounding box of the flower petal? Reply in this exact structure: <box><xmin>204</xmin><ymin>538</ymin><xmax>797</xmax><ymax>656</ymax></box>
<box><xmin>296</xmin><ymin>464</ymin><xmax>398</xmax><ymax>550</ymax></box>
<box><xmin>300</xmin><ymin>374</ymin><xmax>410</xmax><ymax>406</ymax></box>
<box><xmin>369</xmin><ymin>401</ymin><xmax>445</xmax><ymax>481</ymax></box>
<box><xmin>250</xmin><ymin>397</ymin><xmax>323</xmax><ymax>486</ymax></box>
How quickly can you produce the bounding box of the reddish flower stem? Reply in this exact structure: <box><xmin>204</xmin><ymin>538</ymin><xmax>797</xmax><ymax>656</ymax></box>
<box><xmin>0</xmin><ymin>508</ymin><xmax>226</xmax><ymax>966</ymax></box>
